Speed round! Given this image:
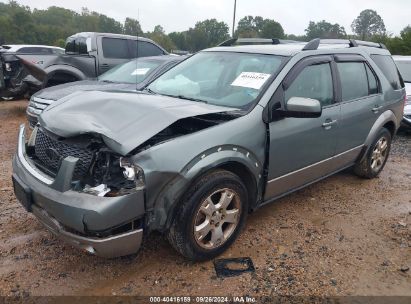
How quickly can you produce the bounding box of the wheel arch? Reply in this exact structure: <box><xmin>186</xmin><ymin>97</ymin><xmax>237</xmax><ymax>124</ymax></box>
<box><xmin>148</xmin><ymin>147</ymin><xmax>263</xmax><ymax>232</ymax></box>
<box><xmin>44</xmin><ymin>65</ymin><xmax>86</xmax><ymax>86</ymax></box>
<box><xmin>357</xmin><ymin>110</ymin><xmax>398</xmax><ymax>162</ymax></box>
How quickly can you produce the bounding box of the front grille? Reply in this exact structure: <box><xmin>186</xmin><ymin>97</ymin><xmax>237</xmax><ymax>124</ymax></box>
<box><xmin>34</xmin><ymin>129</ymin><xmax>94</xmax><ymax>179</ymax></box>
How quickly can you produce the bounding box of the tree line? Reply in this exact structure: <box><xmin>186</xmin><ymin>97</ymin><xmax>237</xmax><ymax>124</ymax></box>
<box><xmin>0</xmin><ymin>1</ymin><xmax>410</xmax><ymax>55</ymax></box>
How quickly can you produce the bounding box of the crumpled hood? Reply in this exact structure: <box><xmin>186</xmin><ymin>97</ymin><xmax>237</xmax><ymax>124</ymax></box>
<box><xmin>39</xmin><ymin>90</ymin><xmax>235</xmax><ymax>155</ymax></box>
<box><xmin>34</xmin><ymin>80</ymin><xmax>136</xmax><ymax>101</ymax></box>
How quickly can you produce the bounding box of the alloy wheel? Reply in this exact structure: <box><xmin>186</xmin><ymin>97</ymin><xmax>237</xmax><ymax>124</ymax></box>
<box><xmin>193</xmin><ymin>188</ymin><xmax>241</xmax><ymax>249</ymax></box>
<box><xmin>371</xmin><ymin>137</ymin><xmax>388</xmax><ymax>172</ymax></box>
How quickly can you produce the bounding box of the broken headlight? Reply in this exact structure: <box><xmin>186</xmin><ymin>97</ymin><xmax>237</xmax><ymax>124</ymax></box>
<box><xmin>119</xmin><ymin>157</ymin><xmax>145</xmax><ymax>190</ymax></box>
<box><xmin>82</xmin><ymin>153</ymin><xmax>145</xmax><ymax>197</ymax></box>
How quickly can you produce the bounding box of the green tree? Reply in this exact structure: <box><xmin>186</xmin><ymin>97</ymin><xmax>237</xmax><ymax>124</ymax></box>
<box><xmin>236</xmin><ymin>16</ymin><xmax>259</xmax><ymax>37</ymax></box>
<box><xmin>305</xmin><ymin>20</ymin><xmax>346</xmax><ymax>39</ymax></box>
<box><xmin>146</xmin><ymin>25</ymin><xmax>176</xmax><ymax>52</ymax></box>
<box><xmin>260</xmin><ymin>20</ymin><xmax>284</xmax><ymax>38</ymax></box>
<box><xmin>236</xmin><ymin>16</ymin><xmax>284</xmax><ymax>38</ymax></box>
<box><xmin>124</xmin><ymin>17</ymin><xmax>142</xmax><ymax>36</ymax></box>
<box><xmin>98</xmin><ymin>14</ymin><xmax>123</xmax><ymax>33</ymax></box>
<box><xmin>186</xmin><ymin>19</ymin><xmax>230</xmax><ymax>51</ymax></box>
<box><xmin>168</xmin><ymin>31</ymin><xmax>189</xmax><ymax>50</ymax></box>
<box><xmin>351</xmin><ymin>9</ymin><xmax>386</xmax><ymax>40</ymax></box>
<box><xmin>395</xmin><ymin>26</ymin><xmax>411</xmax><ymax>54</ymax></box>
<box><xmin>285</xmin><ymin>34</ymin><xmax>306</xmax><ymax>42</ymax></box>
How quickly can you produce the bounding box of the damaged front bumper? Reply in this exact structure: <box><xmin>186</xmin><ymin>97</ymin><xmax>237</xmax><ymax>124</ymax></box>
<box><xmin>12</xmin><ymin>125</ymin><xmax>145</xmax><ymax>258</ymax></box>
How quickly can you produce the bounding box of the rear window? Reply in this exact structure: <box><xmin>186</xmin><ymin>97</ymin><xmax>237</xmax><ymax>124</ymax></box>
<box><xmin>394</xmin><ymin>60</ymin><xmax>411</xmax><ymax>83</ymax></box>
<box><xmin>102</xmin><ymin>38</ymin><xmax>130</xmax><ymax>59</ymax></box>
<box><xmin>371</xmin><ymin>55</ymin><xmax>405</xmax><ymax>90</ymax></box>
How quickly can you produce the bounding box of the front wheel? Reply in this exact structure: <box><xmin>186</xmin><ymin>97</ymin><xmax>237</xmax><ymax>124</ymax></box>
<box><xmin>354</xmin><ymin>127</ymin><xmax>392</xmax><ymax>179</ymax></box>
<box><xmin>167</xmin><ymin>170</ymin><xmax>248</xmax><ymax>261</ymax></box>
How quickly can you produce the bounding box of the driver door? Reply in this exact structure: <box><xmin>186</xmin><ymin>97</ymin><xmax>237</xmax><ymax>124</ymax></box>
<box><xmin>264</xmin><ymin>56</ymin><xmax>341</xmax><ymax>200</ymax></box>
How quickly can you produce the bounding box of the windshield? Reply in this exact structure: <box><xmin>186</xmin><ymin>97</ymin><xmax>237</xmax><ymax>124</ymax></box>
<box><xmin>395</xmin><ymin>60</ymin><xmax>411</xmax><ymax>83</ymax></box>
<box><xmin>99</xmin><ymin>59</ymin><xmax>162</xmax><ymax>84</ymax></box>
<box><xmin>147</xmin><ymin>52</ymin><xmax>285</xmax><ymax>108</ymax></box>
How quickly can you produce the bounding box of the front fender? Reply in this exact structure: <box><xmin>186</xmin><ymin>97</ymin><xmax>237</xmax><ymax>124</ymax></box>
<box><xmin>144</xmin><ymin>145</ymin><xmax>263</xmax><ymax>232</ymax></box>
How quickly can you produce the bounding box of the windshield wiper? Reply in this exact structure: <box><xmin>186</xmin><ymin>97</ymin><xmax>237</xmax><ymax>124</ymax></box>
<box><xmin>142</xmin><ymin>87</ymin><xmax>157</xmax><ymax>94</ymax></box>
<box><xmin>142</xmin><ymin>89</ymin><xmax>208</xmax><ymax>103</ymax></box>
<box><xmin>168</xmin><ymin>94</ymin><xmax>208</xmax><ymax>104</ymax></box>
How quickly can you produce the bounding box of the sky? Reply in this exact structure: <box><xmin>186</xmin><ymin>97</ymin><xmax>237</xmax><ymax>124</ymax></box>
<box><xmin>13</xmin><ymin>0</ymin><xmax>411</xmax><ymax>36</ymax></box>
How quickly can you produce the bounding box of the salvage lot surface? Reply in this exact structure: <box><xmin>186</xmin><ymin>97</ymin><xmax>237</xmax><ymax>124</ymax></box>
<box><xmin>0</xmin><ymin>100</ymin><xmax>410</xmax><ymax>296</ymax></box>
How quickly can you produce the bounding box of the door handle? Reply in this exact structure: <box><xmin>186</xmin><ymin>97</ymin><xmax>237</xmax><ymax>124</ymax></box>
<box><xmin>372</xmin><ymin>105</ymin><xmax>383</xmax><ymax>113</ymax></box>
<box><xmin>322</xmin><ymin>119</ymin><xmax>337</xmax><ymax>130</ymax></box>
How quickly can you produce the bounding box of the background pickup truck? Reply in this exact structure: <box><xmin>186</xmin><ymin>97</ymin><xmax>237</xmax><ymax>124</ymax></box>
<box><xmin>0</xmin><ymin>32</ymin><xmax>168</xmax><ymax>98</ymax></box>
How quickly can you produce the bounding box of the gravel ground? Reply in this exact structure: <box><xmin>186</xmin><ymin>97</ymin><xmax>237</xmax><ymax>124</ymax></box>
<box><xmin>0</xmin><ymin>100</ymin><xmax>410</xmax><ymax>297</ymax></box>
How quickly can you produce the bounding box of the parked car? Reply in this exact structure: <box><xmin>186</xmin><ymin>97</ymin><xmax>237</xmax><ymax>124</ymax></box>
<box><xmin>0</xmin><ymin>44</ymin><xmax>65</xmax><ymax>54</ymax></box>
<box><xmin>393</xmin><ymin>56</ymin><xmax>411</xmax><ymax>128</ymax></box>
<box><xmin>26</xmin><ymin>55</ymin><xmax>187</xmax><ymax>128</ymax></box>
<box><xmin>0</xmin><ymin>32</ymin><xmax>168</xmax><ymax>98</ymax></box>
<box><xmin>12</xmin><ymin>39</ymin><xmax>405</xmax><ymax>260</ymax></box>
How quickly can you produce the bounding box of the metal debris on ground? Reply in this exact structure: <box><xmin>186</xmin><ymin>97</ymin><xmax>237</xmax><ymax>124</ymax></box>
<box><xmin>213</xmin><ymin>257</ymin><xmax>255</xmax><ymax>278</ymax></box>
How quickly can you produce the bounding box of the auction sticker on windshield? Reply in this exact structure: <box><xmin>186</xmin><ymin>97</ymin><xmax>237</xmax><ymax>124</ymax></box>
<box><xmin>132</xmin><ymin>68</ymin><xmax>151</xmax><ymax>76</ymax></box>
<box><xmin>231</xmin><ymin>72</ymin><xmax>271</xmax><ymax>90</ymax></box>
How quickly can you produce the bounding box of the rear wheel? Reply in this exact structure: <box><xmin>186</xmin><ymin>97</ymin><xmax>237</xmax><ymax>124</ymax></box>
<box><xmin>167</xmin><ymin>170</ymin><xmax>248</xmax><ymax>261</ymax></box>
<box><xmin>354</xmin><ymin>128</ymin><xmax>392</xmax><ymax>179</ymax></box>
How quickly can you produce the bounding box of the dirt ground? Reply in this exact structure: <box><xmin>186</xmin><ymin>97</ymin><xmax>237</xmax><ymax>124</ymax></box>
<box><xmin>0</xmin><ymin>100</ymin><xmax>410</xmax><ymax>297</ymax></box>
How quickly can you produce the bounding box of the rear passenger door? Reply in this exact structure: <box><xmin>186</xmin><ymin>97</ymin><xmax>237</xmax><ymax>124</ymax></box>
<box><xmin>335</xmin><ymin>55</ymin><xmax>383</xmax><ymax>154</ymax></box>
<box><xmin>265</xmin><ymin>56</ymin><xmax>340</xmax><ymax>200</ymax></box>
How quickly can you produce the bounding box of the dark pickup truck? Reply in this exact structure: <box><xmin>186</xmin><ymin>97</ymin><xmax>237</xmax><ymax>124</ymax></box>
<box><xmin>0</xmin><ymin>32</ymin><xmax>168</xmax><ymax>98</ymax></box>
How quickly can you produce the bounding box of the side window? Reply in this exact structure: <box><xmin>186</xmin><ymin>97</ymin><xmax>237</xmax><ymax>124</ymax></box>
<box><xmin>371</xmin><ymin>55</ymin><xmax>405</xmax><ymax>90</ymax></box>
<box><xmin>17</xmin><ymin>47</ymin><xmax>52</xmax><ymax>54</ymax></box>
<box><xmin>337</xmin><ymin>62</ymin><xmax>369</xmax><ymax>101</ymax></box>
<box><xmin>285</xmin><ymin>63</ymin><xmax>333</xmax><ymax>107</ymax></box>
<box><xmin>130</xmin><ymin>41</ymin><xmax>164</xmax><ymax>58</ymax></box>
<box><xmin>365</xmin><ymin>64</ymin><xmax>379</xmax><ymax>95</ymax></box>
<box><xmin>102</xmin><ymin>38</ymin><xmax>129</xmax><ymax>59</ymax></box>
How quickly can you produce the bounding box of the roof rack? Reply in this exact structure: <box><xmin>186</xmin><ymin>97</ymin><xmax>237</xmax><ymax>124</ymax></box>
<box><xmin>218</xmin><ymin>38</ymin><xmax>302</xmax><ymax>47</ymax></box>
<box><xmin>302</xmin><ymin>38</ymin><xmax>388</xmax><ymax>51</ymax></box>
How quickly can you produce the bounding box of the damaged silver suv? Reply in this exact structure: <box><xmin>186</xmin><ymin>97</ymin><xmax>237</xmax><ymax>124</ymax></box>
<box><xmin>12</xmin><ymin>39</ymin><xmax>405</xmax><ymax>260</ymax></box>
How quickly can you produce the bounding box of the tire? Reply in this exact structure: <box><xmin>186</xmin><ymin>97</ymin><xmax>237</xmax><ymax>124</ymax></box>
<box><xmin>354</xmin><ymin>127</ymin><xmax>392</xmax><ymax>179</ymax></box>
<box><xmin>167</xmin><ymin>169</ymin><xmax>248</xmax><ymax>261</ymax></box>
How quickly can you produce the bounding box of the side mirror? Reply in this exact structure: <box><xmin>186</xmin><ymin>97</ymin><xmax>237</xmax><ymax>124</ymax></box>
<box><xmin>284</xmin><ymin>97</ymin><xmax>322</xmax><ymax>118</ymax></box>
